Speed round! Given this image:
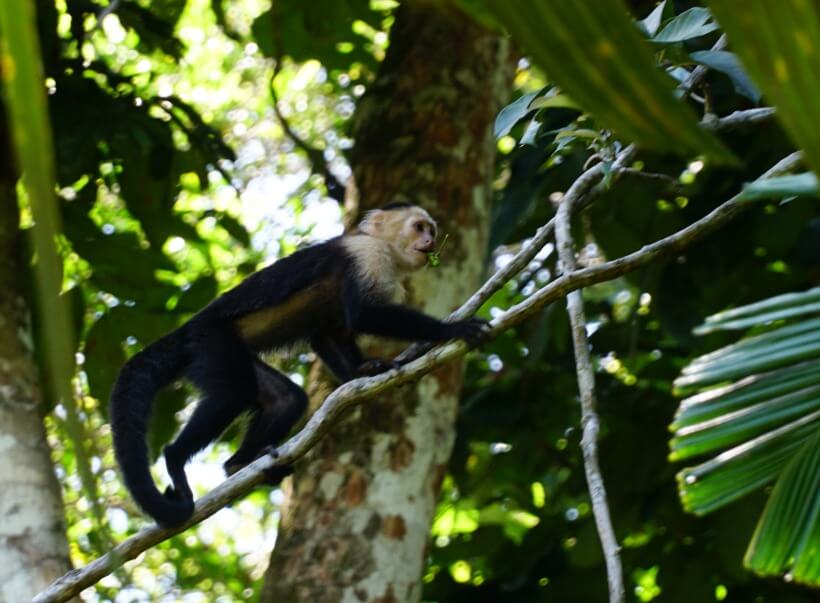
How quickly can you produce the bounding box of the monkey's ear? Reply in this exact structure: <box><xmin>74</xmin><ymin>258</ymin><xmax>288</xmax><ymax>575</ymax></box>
<box><xmin>359</xmin><ymin>209</ymin><xmax>386</xmax><ymax>235</ymax></box>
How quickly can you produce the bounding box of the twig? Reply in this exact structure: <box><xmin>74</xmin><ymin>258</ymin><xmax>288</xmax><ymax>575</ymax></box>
<box><xmin>701</xmin><ymin>107</ymin><xmax>776</xmax><ymax>132</ymax></box>
<box><xmin>269</xmin><ymin>64</ymin><xmax>346</xmax><ymax>204</ymax></box>
<box><xmin>555</xmin><ymin>189</ymin><xmax>624</xmax><ymax>603</ymax></box>
<box><xmin>31</xmin><ymin>151</ymin><xmax>802</xmax><ymax>603</ymax></box>
<box><xmin>395</xmin><ymin>144</ymin><xmax>638</xmax><ymax>363</ymax></box>
<box><xmin>96</xmin><ymin>0</ymin><xmax>122</xmax><ymax>26</ymax></box>
<box><xmin>395</xmin><ymin>103</ymin><xmax>777</xmax><ymax>365</ymax></box>
<box><xmin>617</xmin><ymin>168</ymin><xmax>682</xmax><ymax>191</ymax></box>
<box><xmin>680</xmin><ymin>34</ymin><xmax>727</xmax><ymax>96</ymax></box>
<box><xmin>451</xmin><ymin>104</ymin><xmax>775</xmax><ymax>321</ymax></box>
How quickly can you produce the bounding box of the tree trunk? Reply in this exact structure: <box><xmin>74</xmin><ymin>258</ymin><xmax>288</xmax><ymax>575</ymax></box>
<box><xmin>0</xmin><ymin>116</ymin><xmax>72</xmax><ymax>602</ymax></box>
<box><xmin>262</xmin><ymin>5</ymin><xmax>512</xmax><ymax>603</ymax></box>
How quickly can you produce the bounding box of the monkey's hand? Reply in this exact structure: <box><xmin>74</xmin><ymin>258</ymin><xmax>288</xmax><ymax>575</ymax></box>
<box><xmin>356</xmin><ymin>358</ymin><xmax>402</xmax><ymax>377</ymax></box>
<box><xmin>447</xmin><ymin>318</ymin><xmax>492</xmax><ymax>347</ymax></box>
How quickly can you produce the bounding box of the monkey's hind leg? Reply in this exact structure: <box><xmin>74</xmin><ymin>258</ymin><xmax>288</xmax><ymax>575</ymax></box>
<box><xmin>223</xmin><ymin>359</ymin><xmax>308</xmax><ymax>485</ymax></box>
<box><xmin>164</xmin><ymin>324</ymin><xmax>257</xmax><ymax>502</ymax></box>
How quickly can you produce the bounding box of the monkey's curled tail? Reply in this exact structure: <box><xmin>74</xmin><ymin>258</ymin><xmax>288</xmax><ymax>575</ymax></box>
<box><xmin>110</xmin><ymin>327</ymin><xmax>194</xmax><ymax>527</ymax></box>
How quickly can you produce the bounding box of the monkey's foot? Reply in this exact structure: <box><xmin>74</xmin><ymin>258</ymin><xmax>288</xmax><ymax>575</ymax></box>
<box><xmin>261</xmin><ymin>445</ymin><xmax>294</xmax><ymax>486</ymax></box>
<box><xmin>163</xmin><ymin>484</ymin><xmax>193</xmax><ymax>503</ymax></box>
<box><xmin>356</xmin><ymin>358</ymin><xmax>401</xmax><ymax>377</ymax></box>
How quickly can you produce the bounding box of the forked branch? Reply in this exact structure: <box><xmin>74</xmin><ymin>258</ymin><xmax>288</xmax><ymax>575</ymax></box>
<box><xmin>32</xmin><ymin>150</ymin><xmax>802</xmax><ymax>603</ymax></box>
<box><xmin>555</xmin><ymin>194</ymin><xmax>624</xmax><ymax>603</ymax></box>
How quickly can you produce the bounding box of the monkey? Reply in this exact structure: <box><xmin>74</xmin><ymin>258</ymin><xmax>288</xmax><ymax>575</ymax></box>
<box><xmin>109</xmin><ymin>203</ymin><xmax>490</xmax><ymax>527</ymax></box>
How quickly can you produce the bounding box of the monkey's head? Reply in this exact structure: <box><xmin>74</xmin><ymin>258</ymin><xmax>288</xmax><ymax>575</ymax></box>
<box><xmin>359</xmin><ymin>203</ymin><xmax>438</xmax><ymax>270</ymax></box>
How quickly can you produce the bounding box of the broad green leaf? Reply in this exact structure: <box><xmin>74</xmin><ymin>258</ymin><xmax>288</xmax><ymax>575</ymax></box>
<box><xmin>494</xmin><ymin>91</ymin><xmax>540</xmax><ymax>138</ymax></box>
<box><xmin>744</xmin><ymin>432</ymin><xmax>819</xmax><ymax>585</ymax></box>
<box><xmin>486</xmin><ymin>0</ymin><xmax>734</xmax><ymax>161</ymax></box>
<box><xmin>708</xmin><ymin>0</ymin><xmax>820</xmax><ymax>174</ymax></box>
<box><xmin>653</xmin><ymin>7</ymin><xmax>720</xmax><ymax>43</ymax></box>
<box><xmin>252</xmin><ymin>0</ymin><xmax>380</xmax><ymax>74</ymax></box>
<box><xmin>737</xmin><ymin>173</ymin><xmax>819</xmax><ymax>202</ymax></box>
<box><xmin>639</xmin><ymin>0</ymin><xmax>671</xmax><ymax>37</ymax></box>
<box><xmin>529</xmin><ymin>92</ymin><xmax>581</xmax><ymax>111</ymax></box>
<box><xmin>519</xmin><ymin>118</ymin><xmax>540</xmax><ymax>146</ymax></box>
<box><xmin>689</xmin><ymin>50</ymin><xmax>762</xmax><ymax>102</ymax></box>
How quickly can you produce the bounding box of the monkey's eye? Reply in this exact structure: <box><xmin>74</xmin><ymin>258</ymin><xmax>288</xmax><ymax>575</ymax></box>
<box><xmin>414</xmin><ymin>222</ymin><xmax>425</xmax><ymax>233</ymax></box>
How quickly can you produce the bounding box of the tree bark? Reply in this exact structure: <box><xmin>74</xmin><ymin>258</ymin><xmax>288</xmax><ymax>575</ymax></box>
<box><xmin>262</xmin><ymin>5</ymin><xmax>512</xmax><ymax>603</ymax></box>
<box><xmin>0</xmin><ymin>120</ymin><xmax>72</xmax><ymax>601</ymax></box>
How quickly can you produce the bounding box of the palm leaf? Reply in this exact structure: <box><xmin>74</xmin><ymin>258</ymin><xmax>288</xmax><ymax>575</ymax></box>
<box><xmin>673</xmin><ymin>288</ymin><xmax>820</xmax><ymax>585</ymax></box>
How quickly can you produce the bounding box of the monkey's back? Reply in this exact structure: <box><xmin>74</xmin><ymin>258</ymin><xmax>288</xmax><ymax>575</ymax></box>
<box><xmin>195</xmin><ymin>238</ymin><xmax>350</xmax><ymax>350</ymax></box>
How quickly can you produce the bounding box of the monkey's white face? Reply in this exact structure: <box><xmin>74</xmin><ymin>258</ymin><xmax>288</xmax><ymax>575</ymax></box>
<box><xmin>396</xmin><ymin>208</ymin><xmax>437</xmax><ymax>269</ymax></box>
<box><xmin>359</xmin><ymin>206</ymin><xmax>438</xmax><ymax>270</ymax></box>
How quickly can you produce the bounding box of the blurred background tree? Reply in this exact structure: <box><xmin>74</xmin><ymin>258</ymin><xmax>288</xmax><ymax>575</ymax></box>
<box><xmin>0</xmin><ymin>0</ymin><xmax>818</xmax><ymax>602</ymax></box>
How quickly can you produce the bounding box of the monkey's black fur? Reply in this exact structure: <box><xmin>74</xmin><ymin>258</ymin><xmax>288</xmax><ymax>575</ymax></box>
<box><xmin>110</xmin><ymin>210</ymin><xmax>487</xmax><ymax>527</ymax></box>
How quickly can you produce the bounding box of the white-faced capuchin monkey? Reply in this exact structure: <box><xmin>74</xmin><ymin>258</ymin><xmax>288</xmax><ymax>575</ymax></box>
<box><xmin>110</xmin><ymin>202</ymin><xmax>490</xmax><ymax>527</ymax></box>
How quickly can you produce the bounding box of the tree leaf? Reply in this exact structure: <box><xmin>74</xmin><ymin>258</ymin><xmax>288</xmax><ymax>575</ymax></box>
<box><xmin>529</xmin><ymin>92</ymin><xmax>580</xmax><ymax>111</ymax></box>
<box><xmin>698</xmin><ymin>286</ymin><xmax>820</xmax><ymax>332</ymax></box>
<box><xmin>653</xmin><ymin>7</ymin><xmax>720</xmax><ymax>43</ymax></box>
<box><xmin>708</xmin><ymin>0</ymin><xmax>820</xmax><ymax>175</ymax></box>
<box><xmin>494</xmin><ymin>91</ymin><xmax>540</xmax><ymax>138</ymax></box>
<box><xmin>486</xmin><ymin>0</ymin><xmax>734</xmax><ymax>162</ymax></box>
<box><xmin>676</xmin><ymin>411</ymin><xmax>818</xmax><ymax>514</ymax></box>
<box><xmin>744</xmin><ymin>432</ymin><xmax>819</xmax><ymax>585</ymax></box>
<box><xmin>737</xmin><ymin>173</ymin><xmax>819</xmax><ymax>202</ymax></box>
<box><xmin>519</xmin><ymin>118</ymin><xmax>540</xmax><ymax>146</ymax></box>
<box><xmin>639</xmin><ymin>0</ymin><xmax>670</xmax><ymax>37</ymax></box>
<box><xmin>690</xmin><ymin>50</ymin><xmax>762</xmax><ymax>102</ymax></box>
<box><xmin>673</xmin><ymin>286</ymin><xmax>820</xmax><ymax>584</ymax></box>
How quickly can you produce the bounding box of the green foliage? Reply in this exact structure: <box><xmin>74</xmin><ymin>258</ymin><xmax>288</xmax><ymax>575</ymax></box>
<box><xmin>6</xmin><ymin>0</ymin><xmax>820</xmax><ymax>599</ymax></box>
<box><xmin>449</xmin><ymin>0</ymin><xmax>819</xmax><ymax>598</ymax></box>
<box><xmin>673</xmin><ymin>288</ymin><xmax>820</xmax><ymax>585</ymax></box>
<box><xmin>651</xmin><ymin>7</ymin><xmax>719</xmax><ymax>44</ymax></box>
<box><xmin>486</xmin><ymin>0</ymin><xmax>733</xmax><ymax>162</ymax></box>
<box><xmin>252</xmin><ymin>0</ymin><xmax>384</xmax><ymax>76</ymax></box>
<box><xmin>689</xmin><ymin>50</ymin><xmax>762</xmax><ymax>102</ymax></box>
<box><xmin>738</xmin><ymin>173</ymin><xmax>820</xmax><ymax>202</ymax></box>
<box><xmin>708</xmin><ymin>0</ymin><xmax>820</xmax><ymax>175</ymax></box>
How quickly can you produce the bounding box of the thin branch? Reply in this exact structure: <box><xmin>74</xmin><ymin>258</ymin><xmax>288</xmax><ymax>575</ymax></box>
<box><xmin>31</xmin><ymin>21</ymin><xmax>784</xmax><ymax>601</ymax></box>
<box><xmin>555</xmin><ymin>191</ymin><xmax>624</xmax><ymax>603</ymax></box>
<box><xmin>395</xmin><ymin>145</ymin><xmax>638</xmax><ymax>363</ymax></box>
<box><xmin>617</xmin><ymin>168</ymin><xmax>683</xmax><ymax>191</ymax></box>
<box><xmin>680</xmin><ymin>34</ymin><xmax>728</xmax><ymax>96</ymax></box>
<box><xmin>32</xmin><ymin>151</ymin><xmax>803</xmax><ymax>603</ymax></box>
<box><xmin>96</xmin><ymin>0</ymin><xmax>122</xmax><ymax>27</ymax></box>
<box><xmin>395</xmin><ymin>103</ymin><xmax>777</xmax><ymax>365</ymax></box>
<box><xmin>701</xmin><ymin>107</ymin><xmax>776</xmax><ymax>131</ymax></box>
<box><xmin>269</xmin><ymin>65</ymin><xmax>347</xmax><ymax>204</ymax></box>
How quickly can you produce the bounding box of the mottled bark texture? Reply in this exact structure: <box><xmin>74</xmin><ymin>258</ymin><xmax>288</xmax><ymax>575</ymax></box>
<box><xmin>262</xmin><ymin>5</ymin><xmax>512</xmax><ymax>603</ymax></box>
<box><xmin>0</xmin><ymin>119</ymin><xmax>72</xmax><ymax>601</ymax></box>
